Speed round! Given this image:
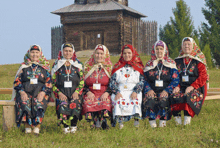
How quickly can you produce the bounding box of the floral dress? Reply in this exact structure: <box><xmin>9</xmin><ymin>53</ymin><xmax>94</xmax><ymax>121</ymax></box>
<box><xmin>143</xmin><ymin>62</ymin><xmax>179</xmax><ymax>120</ymax></box>
<box><xmin>110</xmin><ymin>65</ymin><xmax>144</xmax><ymax>124</ymax></box>
<box><xmin>14</xmin><ymin>64</ymin><xmax>52</xmax><ymax>126</ymax></box>
<box><xmin>82</xmin><ymin>68</ymin><xmax>112</xmax><ymax>125</ymax></box>
<box><xmin>52</xmin><ymin>65</ymin><xmax>84</xmax><ymax>126</ymax></box>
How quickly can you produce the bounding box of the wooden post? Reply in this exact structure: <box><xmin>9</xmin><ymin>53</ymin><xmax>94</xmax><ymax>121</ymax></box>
<box><xmin>80</xmin><ymin>31</ymin><xmax>84</xmax><ymax>51</ymax></box>
<box><xmin>3</xmin><ymin>106</ymin><xmax>16</xmax><ymax>131</ymax></box>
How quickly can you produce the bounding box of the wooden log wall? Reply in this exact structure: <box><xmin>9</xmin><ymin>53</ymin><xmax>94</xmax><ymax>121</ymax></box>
<box><xmin>51</xmin><ymin>19</ymin><xmax>157</xmax><ymax>58</ymax></box>
<box><xmin>51</xmin><ymin>26</ymin><xmax>64</xmax><ymax>59</ymax></box>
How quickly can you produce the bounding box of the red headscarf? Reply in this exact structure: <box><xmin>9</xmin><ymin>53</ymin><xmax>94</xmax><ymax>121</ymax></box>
<box><xmin>112</xmin><ymin>44</ymin><xmax>144</xmax><ymax>75</ymax></box>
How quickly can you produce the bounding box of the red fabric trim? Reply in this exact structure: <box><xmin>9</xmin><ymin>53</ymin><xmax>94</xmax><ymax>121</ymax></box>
<box><xmin>190</xmin><ymin>62</ymin><xmax>207</xmax><ymax>89</ymax></box>
<box><xmin>171</xmin><ymin>103</ymin><xmax>195</xmax><ymax>117</ymax></box>
<box><xmin>111</xmin><ymin>44</ymin><xmax>144</xmax><ymax>75</ymax></box>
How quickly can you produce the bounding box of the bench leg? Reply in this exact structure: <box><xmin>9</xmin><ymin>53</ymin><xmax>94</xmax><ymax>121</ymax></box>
<box><xmin>2</xmin><ymin>106</ymin><xmax>16</xmax><ymax>131</ymax></box>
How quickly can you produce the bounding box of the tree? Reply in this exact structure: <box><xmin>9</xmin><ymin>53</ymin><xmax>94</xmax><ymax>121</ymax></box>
<box><xmin>202</xmin><ymin>44</ymin><xmax>214</xmax><ymax>68</ymax></box>
<box><xmin>159</xmin><ymin>0</ymin><xmax>195</xmax><ymax>58</ymax></box>
<box><xmin>202</xmin><ymin>0</ymin><xmax>220</xmax><ymax>65</ymax></box>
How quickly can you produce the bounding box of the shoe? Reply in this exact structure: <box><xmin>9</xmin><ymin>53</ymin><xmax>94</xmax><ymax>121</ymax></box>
<box><xmin>149</xmin><ymin>120</ymin><xmax>157</xmax><ymax>128</ymax></box>
<box><xmin>174</xmin><ymin>116</ymin><xmax>182</xmax><ymax>125</ymax></box>
<box><xmin>184</xmin><ymin>116</ymin><xmax>191</xmax><ymax>125</ymax></box>
<box><xmin>134</xmin><ymin>120</ymin><xmax>139</xmax><ymax>127</ymax></box>
<box><xmin>159</xmin><ymin>120</ymin><xmax>166</xmax><ymax>127</ymax></box>
<box><xmin>119</xmin><ymin>123</ymin><xmax>124</xmax><ymax>129</ymax></box>
<box><xmin>33</xmin><ymin>127</ymin><xmax>40</xmax><ymax>135</ymax></box>
<box><xmin>95</xmin><ymin>119</ymin><xmax>101</xmax><ymax>128</ymax></box>
<box><xmin>70</xmin><ymin>126</ymin><xmax>77</xmax><ymax>133</ymax></box>
<box><xmin>25</xmin><ymin>128</ymin><xmax>32</xmax><ymax>134</ymax></box>
<box><xmin>63</xmin><ymin>127</ymin><xmax>70</xmax><ymax>134</ymax></box>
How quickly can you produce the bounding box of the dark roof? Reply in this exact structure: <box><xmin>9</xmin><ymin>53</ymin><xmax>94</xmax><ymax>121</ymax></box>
<box><xmin>51</xmin><ymin>0</ymin><xmax>146</xmax><ymax>17</ymax></box>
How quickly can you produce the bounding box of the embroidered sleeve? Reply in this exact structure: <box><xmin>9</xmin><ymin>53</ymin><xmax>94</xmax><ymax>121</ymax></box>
<box><xmin>74</xmin><ymin>68</ymin><xmax>84</xmax><ymax>95</ymax></box>
<box><xmin>83</xmin><ymin>83</ymin><xmax>90</xmax><ymax>95</ymax></box>
<box><xmin>191</xmin><ymin>62</ymin><xmax>207</xmax><ymax>89</ymax></box>
<box><xmin>164</xmin><ymin>68</ymin><xmax>180</xmax><ymax>93</ymax></box>
<box><xmin>41</xmin><ymin>70</ymin><xmax>52</xmax><ymax>95</ymax></box>
<box><xmin>133</xmin><ymin>74</ymin><xmax>144</xmax><ymax>94</ymax></box>
<box><xmin>143</xmin><ymin>72</ymin><xmax>153</xmax><ymax>94</ymax></box>
<box><xmin>109</xmin><ymin>73</ymin><xmax>120</xmax><ymax>95</ymax></box>
<box><xmin>52</xmin><ymin>71</ymin><xmax>61</xmax><ymax>98</ymax></box>
<box><xmin>105</xmin><ymin>85</ymin><xmax>112</xmax><ymax>95</ymax></box>
<box><xmin>14</xmin><ymin>70</ymin><xmax>25</xmax><ymax>93</ymax></box>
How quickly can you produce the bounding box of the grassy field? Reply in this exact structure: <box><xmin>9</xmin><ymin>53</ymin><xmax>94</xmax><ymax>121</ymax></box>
<box><xmin>0</xmin><ymin>56</ymin><xmax>220</xmax><ymax>147</ymax></box>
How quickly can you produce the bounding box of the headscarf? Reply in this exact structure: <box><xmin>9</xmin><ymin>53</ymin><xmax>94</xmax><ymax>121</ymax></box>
<box><xmin>12</xmin><ymin>44</ymin><xmax>50</xmax><ymax>100</ymax></box>
<box><xmin>112</xmin><ymin>44</ymin><xmax>144</xmax><ymax>75</ymax></box>
<box><xmin>144</xmin><ymin>40</ymin><xmax>177</xmax><ymax>72</ymax></box>
<box><xmin>84</xmin><ymin>44</ymin><xmax>112</xmax><ymax>80</ymax></box>
<box><xmin>51</xmin><ymin>43</ymin><xmax>83</xmax><ymax>77</ymax></box>
<box><xmin>175</xmin><ymin>37</ymin><xmax>207</xmax><ymax>66</ymax></box>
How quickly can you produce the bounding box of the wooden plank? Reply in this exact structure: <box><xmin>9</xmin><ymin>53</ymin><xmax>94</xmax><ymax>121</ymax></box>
<box><xmin>0</xmin><ymin>88</ymin><xmax>13</xmax><ymax>94</ymax></box>
<box><xmin>205</xmin><ymin>95</ymin><xmax>220</xmax><ymax>100</ymax></box>
<box><xmin>0</xmin><ymin>100</ymin><xmax>55</xmax><ymax>106</ymax></box>
<box><xmin>3</xmin><ymin>106</ymin><xmax>16</xmax><ymax>131</ymax></box>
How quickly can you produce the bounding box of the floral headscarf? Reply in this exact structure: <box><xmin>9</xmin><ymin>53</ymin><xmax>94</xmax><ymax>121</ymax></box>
<box><xmin>84</xmin><ymin>44</ymin><xmax>112</xmax><ymax>80</ymax></box>
<box><xmin>51</xmin><ymin>43</ymin><xmax>83</xmax><ymax>77</ymax></box>
<box><xmin>175</xmin><ymin>37</ymin><xmax>207</xmax><ymax>66</ymax></box>
<box><xmin>112</xmin><ymin>44</ymin><xmax>144</xmax><ymax>75</ymax></box>
<box><xmin>144</xmin><ymin>40</ymin><xmax>177</xmax><ymax>72</ymax></box>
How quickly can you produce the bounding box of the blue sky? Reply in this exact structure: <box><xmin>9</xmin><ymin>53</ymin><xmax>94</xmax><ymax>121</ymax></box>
<box><xmin>0</xmin><ymin>0</ymin><xmax>207</xmax><ymax>65</ymax></box>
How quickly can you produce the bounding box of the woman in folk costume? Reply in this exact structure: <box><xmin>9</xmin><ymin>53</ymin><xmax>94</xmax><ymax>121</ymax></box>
<box><xmin>51</xmin><ymin>43</ymin><xmax>84</xmax><ymax>134</ymax></box>
<box><xmin>171</xmin><ymin>37</ymin><xmax>208</xmax><ymax>125</ymax></box>
<box><xmin>82</xmin><ymin>44</ymin><xmax>112</xmax><ymax>129</ymax></box>
<box><xmin>143</xmin><ymin>40</ymin><xmax>179</xmax><ymax>128</ymax></box>
<box><xmin>109</xmin><ymin>44</ymin><xmax>144</xmax><ymax>129</ymax></box>
<box><xmin>13</xmin><ymin>45</ymin><xmax>52</xmax><ymax>135</ymax></box>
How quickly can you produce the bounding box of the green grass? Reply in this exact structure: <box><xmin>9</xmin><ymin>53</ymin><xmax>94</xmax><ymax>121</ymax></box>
<box><xmin>0</xmin><ymin>56</ymin><xmax>220</xmax><ymax>147</ymax></box>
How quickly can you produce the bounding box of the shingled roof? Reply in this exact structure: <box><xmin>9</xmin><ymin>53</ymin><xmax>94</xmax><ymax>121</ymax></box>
<box><xmin>51</xmin><ymin>0</ymin><xmax>146</xmax><ymax>17</ymax></box>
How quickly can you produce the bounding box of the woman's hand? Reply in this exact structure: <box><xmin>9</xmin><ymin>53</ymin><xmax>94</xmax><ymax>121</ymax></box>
<box><xmin>20</xmin><ymin>91</ymin><xmax>29</xmax><ymax>101</ymax></box>
<box><xmin>115</xmin><ymin>93</ymin><xmax>123</xmax><ymax>101</ymax></box>
<box><xmin>72</xmin><ymin>92</ymin><xmax>79</xmax><ymax>100</ymax></box>
<box><xmin>100</xmin><ymin>92</ymin><xmax>109</xmax><ymax>102</ymax></box>
<box><xmin>86</xmin><ymin>91</ymin><xmax>95</xmax><ymax>101</ymax></box>
<box><xmin>172</xmin><ymin>86</ymin><xmax>180</xmax><ymax>94</ymax></box>
<box><xmin>160</xmin><ymin>90</ymin><xmax>168</xmax><ymax>98</ymax></box>
<box><xmin>185</xmin><ymin>86</ymin><xmax>194</xmax><ymax>94</ymax></box>
<box><xmin>37</xmin><ymin>91</ymin><xmax>46</xmax><ymax>102</ymax></box>
<box><xmin>130</xmin><ymin>92</ymin><xmax>137</xmax><ymax>100</ymax></box>
<box><xmin>58</xmin><ymin>92</ymin><xmax>67</xmax><ymax>101</ymax></box>
<box><xmin>146</xmin><ymin>90</ymin><xmax>156</xmax><ymax>98</ymax></box>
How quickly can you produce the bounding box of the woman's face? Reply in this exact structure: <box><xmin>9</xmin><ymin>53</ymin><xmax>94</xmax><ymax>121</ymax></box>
<box><xmin>29</xmin><ymin>50</ymin><xmax>40</xmax><ymax>62</ymax></box>
<box><xmin>63</xmin><ymin>47</ymin><xmax>73</xmax><ymax>60</ymax></box>
<box><xmin>155</xmin><ymin>46</ymin><xmax>164</xmax><ymax>59</ymax></box>
<box><xmin>182</xmin><ymin>41</ymin><xmax>193</xmax><ymax>54</ymax></box>
<box><xmin>94</xmin><ymin>49</ymin><xmax>105</xmax><ymax>63</ymax></box>
<box><xmin>123</xmin><ymin>48</ymin><xmax>133</xmax><ymax>62</ymax></box>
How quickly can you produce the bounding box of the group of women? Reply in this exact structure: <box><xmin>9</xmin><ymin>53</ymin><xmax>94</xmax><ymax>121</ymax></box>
<box><xmin>12</xmin><ymin>37</ymin><xmax>208</xmax><ymax>135</ymax></box>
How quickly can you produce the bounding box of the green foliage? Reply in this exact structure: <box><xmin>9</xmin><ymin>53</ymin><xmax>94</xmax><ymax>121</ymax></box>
<box><xmin>202</xmin><ymin>0</ymin><xmax>220</xmax><ymax>65</ymax></box>
<box><xmin>202</xmin><ymin>44</ymin><xmax>214</xmax><ymax>68</ymax></box>
<box><xmin>159</xmin><ymin>0</ymin><xmax>195</xmax><ymax>58</ymax></box>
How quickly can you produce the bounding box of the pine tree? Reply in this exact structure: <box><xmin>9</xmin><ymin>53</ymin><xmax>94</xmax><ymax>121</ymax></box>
<box><xmin>202</xmin><ymin>0</ymin><xmax>220</xmax><ymax>65</ymax></box>
<box><xmin>202</xmin><ymin>44</ymin><xmax>214</xmax><ymax>68</ymax></box>
<box><xmin>159</xmin><ymin>0</ymin><xmax>195</xmax><ymax>58</ymax></box>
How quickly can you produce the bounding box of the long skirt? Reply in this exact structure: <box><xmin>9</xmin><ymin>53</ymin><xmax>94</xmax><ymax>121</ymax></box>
<box><xmin>170</xmin><ymin>89</ymin><xmax>204</xmax><ymax>117</ymax></box>
<box><xmin>15</xmin><ymin>93</ymin><xmax>49</xmax><ymax>126</ymax></box>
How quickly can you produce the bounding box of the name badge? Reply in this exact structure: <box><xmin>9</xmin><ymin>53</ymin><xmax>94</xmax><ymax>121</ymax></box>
<box><xmin>93</xmin><ymin>83</ymin><xmax>101</xmax><ymax>90</ymax></box>
<box><xmin>155</xmin><ymin>80</ymin><xmax>163</xmax><ymax>87</ymax></box>
<box><xmin>182</xmin><ymin>75</ymin><xmax>189</xmax><ymax>82</ymax></box>
<box><xmin>30</xmin><ymin>78</ymin><xmax>38</xmax><ymax>84</ymax></box>
<box><xmin>64</xmin><ymin>81</ymin><xmax>72</xmax><ymax>88</ymax></box>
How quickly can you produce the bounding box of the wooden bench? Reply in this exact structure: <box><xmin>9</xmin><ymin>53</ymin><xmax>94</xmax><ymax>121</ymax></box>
<box><xmin>1</xmin><ymin>88</ymin><xmax>220</xmax><ymax>131</ymax></box>
<box><xmin>0</xmin><ymin>88</ymin><xmax>55</xmax><ymax>131</ymax></box>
